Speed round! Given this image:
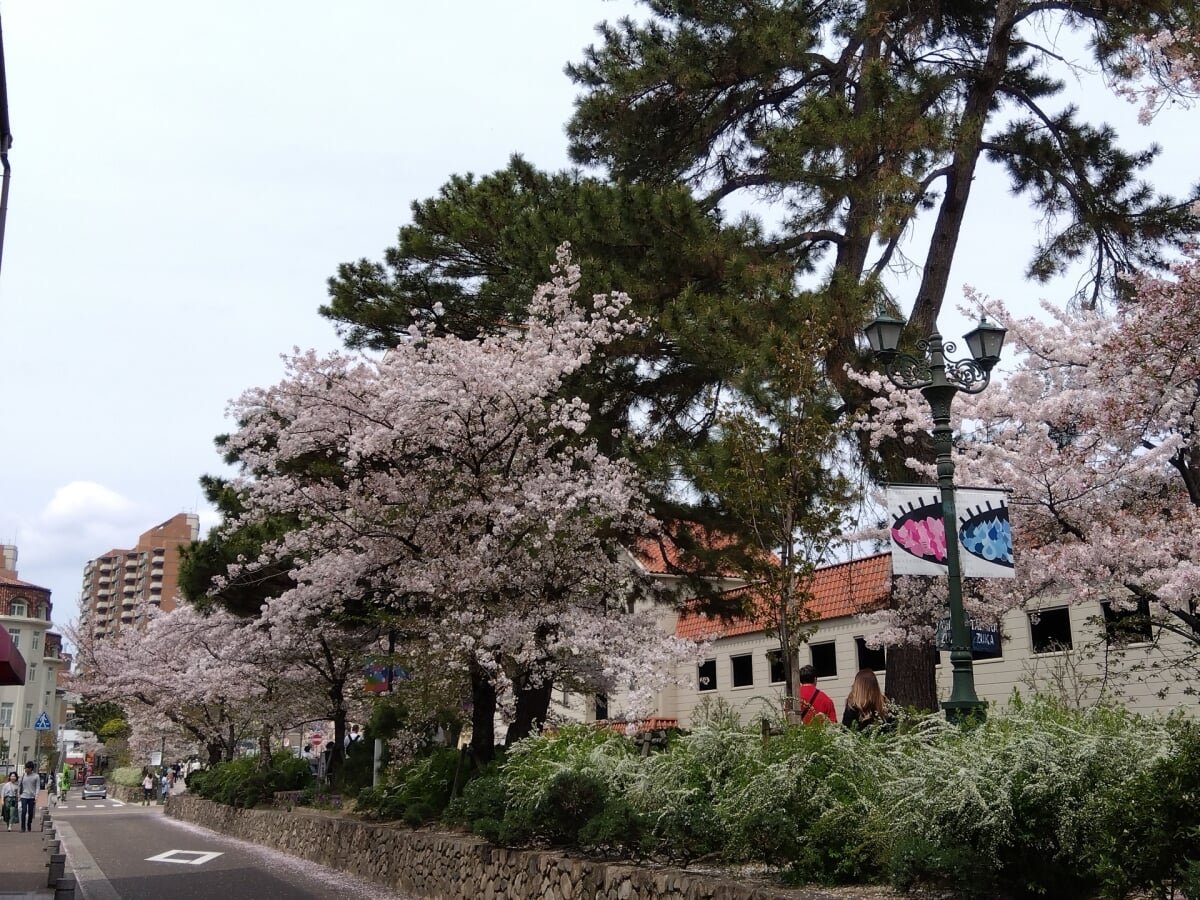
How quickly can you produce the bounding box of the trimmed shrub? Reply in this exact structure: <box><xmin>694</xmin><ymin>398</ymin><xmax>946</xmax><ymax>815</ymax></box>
<box><xmin>189</xmin><ymin>754</ymin><xmax>309</xmax><ymax>808</ymax></box>
<box><xmin>356</xmin><ymin>747</ymin><xmax>465</xmax><ymax>823</ymax></box>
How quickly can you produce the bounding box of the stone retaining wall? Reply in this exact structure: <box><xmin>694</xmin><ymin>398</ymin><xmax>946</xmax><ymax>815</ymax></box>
<box><xmin>167</xmin><ymin>795</ymin><xmax>806</xmax><ymax>899</ymax></box>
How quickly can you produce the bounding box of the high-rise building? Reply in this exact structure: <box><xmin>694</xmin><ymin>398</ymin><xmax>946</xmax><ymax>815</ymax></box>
<box><xmin>0</xmin><ymin>546</ymin><xmax>66</xmax><ymax>767</ymax></box>
<box><xmin>78</xmin><ymin>513</ymin><xmax>200</xmax><ymax>641</ymax></box>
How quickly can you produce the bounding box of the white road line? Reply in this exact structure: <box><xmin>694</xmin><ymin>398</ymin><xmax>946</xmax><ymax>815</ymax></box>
<box><xmin>146</xmin><ymin>849</ymin><xmax>223</xmax><ymax>865</ymax></box>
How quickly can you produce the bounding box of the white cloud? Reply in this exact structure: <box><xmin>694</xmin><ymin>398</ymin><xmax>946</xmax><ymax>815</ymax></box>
<box><xmin>41</xmin><ymin>481</ymin><xmax>139</xmax><ymax>527</ymax></box>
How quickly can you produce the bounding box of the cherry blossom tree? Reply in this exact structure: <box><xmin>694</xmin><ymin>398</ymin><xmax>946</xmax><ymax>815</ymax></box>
<box><xmin>959</xmin><ymin>247</ymin><xmax>1200</xmax><ymax>634</ymax></box>
<box><xmin>71</xmin><ymin>604</ymin><xmax>309</xmax><ymax>766</ymax></box>
<box><xmin>222</xmin><ymin>247</ymin><xmax>697</xmax><ymax>762</ymax></box>
<box><xmin>855</xmin><ymin>246</ymin><xmax>1200</xmax><ymax>670</ymax></box>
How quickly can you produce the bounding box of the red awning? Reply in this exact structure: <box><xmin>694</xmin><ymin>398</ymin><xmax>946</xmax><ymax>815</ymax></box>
<box><xmin>0</xmin><ymin>627</ymin><xmax>26</xmax><ymax>686</ymax></box>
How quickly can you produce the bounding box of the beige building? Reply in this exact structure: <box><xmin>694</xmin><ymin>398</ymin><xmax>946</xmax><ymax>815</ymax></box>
<box><xmin>77</xmin><ymin>513</ymin><xmax>200</xmax><ymax>641</ymax></box>
<box><xmin>0</xmin><ymin>546</ymin><xmax>67</xmax><ymax>767</ymax></box>
<box><xmin>665</xmin><ymin>552</ymin><xmax>1200</xmax><ymax>727</ymax></box>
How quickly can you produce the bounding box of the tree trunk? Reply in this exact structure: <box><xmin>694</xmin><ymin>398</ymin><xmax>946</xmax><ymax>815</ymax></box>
<box><xmin>257</xmin><ymin>723</ymin><xmax>273</xmax><ymax>771</ymax></box>
<box><xmin>469</xmin><ymin>668</ymin><xmax>498</xmax><ymax>765</ymax></box>
<box><xmin>327</xmin><ymin>682</ymin><xmax>346</xmax><ymax>779</ymax></box>
<box><xmin>205</xmin><ymin>740</ymin><xmax>223</xmax><ymax>768</ymax></box>
<box><xmin>505</xmin><ymin>678</ymin><xmax>553</xmax><ymax>746</ymax></box>
<box><xmin>885</xmin><ymin>642</ymin><xmax>939</xmax><ymax>712</ymax></box>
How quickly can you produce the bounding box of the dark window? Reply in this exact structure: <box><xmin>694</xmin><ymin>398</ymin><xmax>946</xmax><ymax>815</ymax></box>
<box><xmin>698</xmin><ymin>659</ymin><xmax>717</xmax><ymax>692</ymax></box>
<box><xmin>1102</xmin><ymin>598</ymin><xmax>1152</xmax><ymax>645</ymax></box>
<box><xmin>810</xmin><ymin>642</ymin><xmax>838</xmax><ymax>678</ymax></box>
<box><xmin>1029</xmin><ymin>608</ymin><xmax>1073</xmax><ymax>653</ymax></box>
<box><xmin>594</xmin><ymin>694</ymin><xmax>608</xmax><ymax>721</ymax></box>
<box><xmin>855</xmin><ymin>637</ymin><xmax>886</xmax><ymax>671</ymax></box>
<box><xmin>766</xmin><ymin>650</ymin><xmax>786</xmax><ymax>684</ymax></box>
<box><xmin>731</xmin><ymin>654</ymin><xmax>754</xmax><ymax>688</ymax></box>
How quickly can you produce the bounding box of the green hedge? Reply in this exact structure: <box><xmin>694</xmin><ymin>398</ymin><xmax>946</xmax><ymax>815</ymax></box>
<box><xmin>370</xmin><ymin>698</ymin><xmax>1198</xmax><ymax>897</ymax></box>
<box><xmin>187</xmin><ymin>755</ymin><xmax>310</xmax><ymax>808</ymax></box>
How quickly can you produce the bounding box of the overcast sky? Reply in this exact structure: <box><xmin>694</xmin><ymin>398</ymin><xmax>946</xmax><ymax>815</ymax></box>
<box><xmin>0</xmin><ymin>2</ymin><xmax>1193</xmax><ymax>631</ymax></box>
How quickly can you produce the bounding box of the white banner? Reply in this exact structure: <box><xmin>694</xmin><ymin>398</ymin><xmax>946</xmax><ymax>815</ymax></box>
<box><xmin>888</xmin><ymin>485</ymin><xmax>1013</xmax><ymax>578</ymax></box>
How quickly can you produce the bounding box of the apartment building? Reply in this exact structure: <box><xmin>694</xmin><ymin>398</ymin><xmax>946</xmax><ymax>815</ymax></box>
<box><xmin>77</xmin><ymin>513</ymin><xmax>200</xmax><ymax>641</ymax></box>
<box><xmin>0</xmin><ymin>546</ymin><xmax>67</xmax><ymax>767</ymax></box>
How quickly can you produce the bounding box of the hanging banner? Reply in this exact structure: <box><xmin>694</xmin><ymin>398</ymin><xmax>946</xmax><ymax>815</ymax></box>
<box><xmin>888</xmin><ymin>485</ymin><xmax>1013</xmax><ymax>578</ymax></box>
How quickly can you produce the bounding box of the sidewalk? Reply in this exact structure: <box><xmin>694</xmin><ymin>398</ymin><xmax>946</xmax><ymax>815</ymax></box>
<box><xmin>0</xmin><ymin>790</ymin><xmax>61</xmax><ymax>898</ymax></box>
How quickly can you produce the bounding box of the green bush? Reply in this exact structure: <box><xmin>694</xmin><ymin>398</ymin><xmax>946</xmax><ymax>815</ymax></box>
<box><xmin>356</xmin><ymin>747</ymin><xmax>465</xmax><ymax>823</ymax></box>
<box><xmin>533</xmin><ymin>770</ymin><xmax>607</xmax><ymax>844</ymax></box>
<box><xmin>109</xmin><ymin>766</ymin><xmax>145</xmax><ymax>788</ymax></box>
<box><xmin>444</xmin><ymin>773</ymin><xmax>508</xmax><ymax>827</ymax></box>
<box><xmin>578</xmin><ymin>798</ymin><xmax>645</xmax><ymax>856</ymax></box>
<box><xmin>1081</xmin><ymin>715</ymin><xmax>1200</xmax><ymax>897</ymax></box>
<box><xmin>189</xmin><ymin>754</ymin><xmax>310</xmax><ymax>809</ymax></box>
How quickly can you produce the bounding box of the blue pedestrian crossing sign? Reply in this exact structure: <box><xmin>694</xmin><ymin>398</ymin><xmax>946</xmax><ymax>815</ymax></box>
<box><xmin>33</xmin><ymin>712</ymin><xmax>51</xmax><ymax>731</ymax></box>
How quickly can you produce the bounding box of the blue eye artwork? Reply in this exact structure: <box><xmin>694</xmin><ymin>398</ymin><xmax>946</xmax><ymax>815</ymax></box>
<box><xmin>958</xmin><ymin>498</ymin><xmax>1013</xmax><ymax>568</ymax></box>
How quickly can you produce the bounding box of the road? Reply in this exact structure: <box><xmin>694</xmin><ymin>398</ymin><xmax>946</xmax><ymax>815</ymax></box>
<box><xmin>52</xmin><ymin>794</ymin><xmax>411</xmax><ymax>899</ymax></box>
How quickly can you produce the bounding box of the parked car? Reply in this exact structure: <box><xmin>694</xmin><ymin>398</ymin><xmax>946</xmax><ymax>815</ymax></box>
<box><xmin>81</xmin><ymin>776</ymin><xmax>107</xmax><ymax>800</ymax></box>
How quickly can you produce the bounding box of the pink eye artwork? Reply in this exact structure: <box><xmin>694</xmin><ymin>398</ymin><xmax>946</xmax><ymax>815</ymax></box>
<box><xmin>888</xmin><ymin>487</ymin><xmax>1014</xmax><ymax>578</ymax></box>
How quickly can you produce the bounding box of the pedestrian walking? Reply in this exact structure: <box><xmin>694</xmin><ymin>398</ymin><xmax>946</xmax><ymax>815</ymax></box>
<box><xmin>141</xmin><ymin>770</ymin><xmax>154</xmax><ymax>806</ymax></box>
<box><xmin>160</xmin><ymin>771</ymin><xmax>170</xmax><ymax>803</ymax></box>
<box><xmin>18</xmin><ymin>762</ymin><xmax>39</xmax><ymax>832</ymax></box>
<box><xmin>0</xmin><ymin>772</ymin><xmax>18</xmax><ymax>831</ymax></box>
<box><xmin>794</xmin><ymin>664</ymin><xmax>837</xmax><ymax>725</ymax></box>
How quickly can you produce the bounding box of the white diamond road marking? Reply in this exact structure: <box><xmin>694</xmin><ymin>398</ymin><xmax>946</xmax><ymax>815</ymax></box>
<box><xmin>146</xmin><ymin>850</ymin><xmax>224</xmax><ymax>866</ymax></box>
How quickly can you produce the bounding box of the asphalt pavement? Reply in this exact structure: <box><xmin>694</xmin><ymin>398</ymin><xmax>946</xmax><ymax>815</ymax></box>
<box><xmin>52</xmin><ymin>792</ymin><xmax>409</xmax><ymax>900</ymax></box>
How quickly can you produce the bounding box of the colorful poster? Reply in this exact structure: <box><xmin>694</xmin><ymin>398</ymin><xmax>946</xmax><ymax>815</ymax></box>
<box><xmin>888</xmin><ymin>485</ymin><xmax>1013</xmax><ymax>578</ymax></box>
<box><xmin>364</xmin><ymin>661</ymin><xmax>409</xmax><ymax>693</ymax></box>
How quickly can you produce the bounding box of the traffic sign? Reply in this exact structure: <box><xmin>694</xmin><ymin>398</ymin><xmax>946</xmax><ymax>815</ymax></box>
<box><xmin>310</xmin><ymin>732</ymin><xmax>323</xmax><ymax>746</ymax></box>
<box><xmin>33</xmin><ymin>712</ymin><xmax>51</xmax><ymax>731</ymax></box>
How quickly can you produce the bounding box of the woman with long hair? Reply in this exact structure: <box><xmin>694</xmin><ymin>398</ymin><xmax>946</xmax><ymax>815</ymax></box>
<box><xmin>842</xmin><ymin>667</ymin><xmax>889</xmax><ymax>729</ymax></box>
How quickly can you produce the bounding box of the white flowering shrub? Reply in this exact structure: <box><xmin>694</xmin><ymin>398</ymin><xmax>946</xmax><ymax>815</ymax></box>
<box><xmin>480</xmin><ymin>695</ymin><xmax>1199</xmax><ymax>894</ymax></box>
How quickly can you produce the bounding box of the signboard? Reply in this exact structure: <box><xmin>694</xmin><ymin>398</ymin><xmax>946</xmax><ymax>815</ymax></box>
<box><xmin>935</xmin><ymin>617</ymin><xmax>1002</xmax><ymax>658</ymax></box>
<box><xmin>888</xmin><ymin>485</ymin><xmax>1014</xmax><ymax>578</ymax></box>
<box><xmin>33</xmin><ymin>712</ymin><xmax>51</xmax><ymax>731</ymax></box>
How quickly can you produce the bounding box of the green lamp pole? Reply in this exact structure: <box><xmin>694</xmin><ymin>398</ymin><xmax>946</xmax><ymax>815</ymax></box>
<box><xmin>864</xmin><ymin>313</ymin><xmax>1006</xmax><ymax>721</ymax></box>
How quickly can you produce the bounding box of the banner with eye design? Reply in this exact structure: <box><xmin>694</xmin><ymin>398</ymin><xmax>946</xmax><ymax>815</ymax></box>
<box><xmin>887</xmin><ymin>485</ymin><xmax>1013</xmax><ymax>578</ymax></box>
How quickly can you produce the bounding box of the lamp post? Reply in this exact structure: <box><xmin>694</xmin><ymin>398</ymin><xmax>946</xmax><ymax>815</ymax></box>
<box><xmin>864</xmin><ymin>313</ymin><xmax>1006</xmax><ymax>721</ymax></box>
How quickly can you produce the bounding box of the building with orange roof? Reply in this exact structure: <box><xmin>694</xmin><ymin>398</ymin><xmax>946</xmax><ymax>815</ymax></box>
<box><xmin>557</xmin><ymin>539</ymin><xmax>1200</xmax><ymax>733</ymax></box>
<box><xmin>663</xmin><ymin>551</ymin><xmax>1200</xmax><ymax>726</ymax></box>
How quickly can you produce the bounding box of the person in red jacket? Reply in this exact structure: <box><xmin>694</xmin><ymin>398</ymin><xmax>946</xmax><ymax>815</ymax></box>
<box><xmin>796</xmin><ymin>664</ymin><xmax>837</xmax><ymax>724</ymax></box>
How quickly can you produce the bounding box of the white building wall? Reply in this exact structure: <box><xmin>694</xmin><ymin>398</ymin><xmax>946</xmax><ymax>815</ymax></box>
<box><xmin>662</xmin><ymin>600</ymin><xmax>1200</xmax><ymax>728</ymax></box>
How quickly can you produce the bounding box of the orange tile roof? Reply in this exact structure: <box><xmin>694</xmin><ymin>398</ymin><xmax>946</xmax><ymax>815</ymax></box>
<box><xmin>631</xmin><ymin>528</ymin><xmax>744</xmax><ymax>576</ymax></box>
<box><xmin>632</xmin><ymin>526</ymin><xmax>780</xmax><ymax>578</ymax></box>
<box><xmin>675</xmin><ymin>552</ymin><xmax>892</xmax><ymax>641</ymax></box>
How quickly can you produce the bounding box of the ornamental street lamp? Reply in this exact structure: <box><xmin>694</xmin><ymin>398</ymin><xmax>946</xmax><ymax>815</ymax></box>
<box><xmin>864</xmin><ymin>313</ymin><xmax>1006</xmax><ymax>721</ymax></box>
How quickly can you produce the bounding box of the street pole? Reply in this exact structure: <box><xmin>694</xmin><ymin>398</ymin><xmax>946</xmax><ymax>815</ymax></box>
<box><xmin>865</xmin><ymin>315</ymin><xmax>1006</xmax><ymax>722</ymax></box>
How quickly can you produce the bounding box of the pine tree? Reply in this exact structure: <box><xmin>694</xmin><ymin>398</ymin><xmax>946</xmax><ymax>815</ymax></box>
<box><xmin>565</xmin><ymin>0</ymin><xmax>1200</xmax><ymax>708</ymax></box>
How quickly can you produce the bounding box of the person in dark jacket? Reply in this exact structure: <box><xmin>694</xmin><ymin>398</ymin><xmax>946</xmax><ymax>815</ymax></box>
<box><xmin>842</xmin><ymin>667</ymin><xmax>892</xmax><ymax>730</ymax></box>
